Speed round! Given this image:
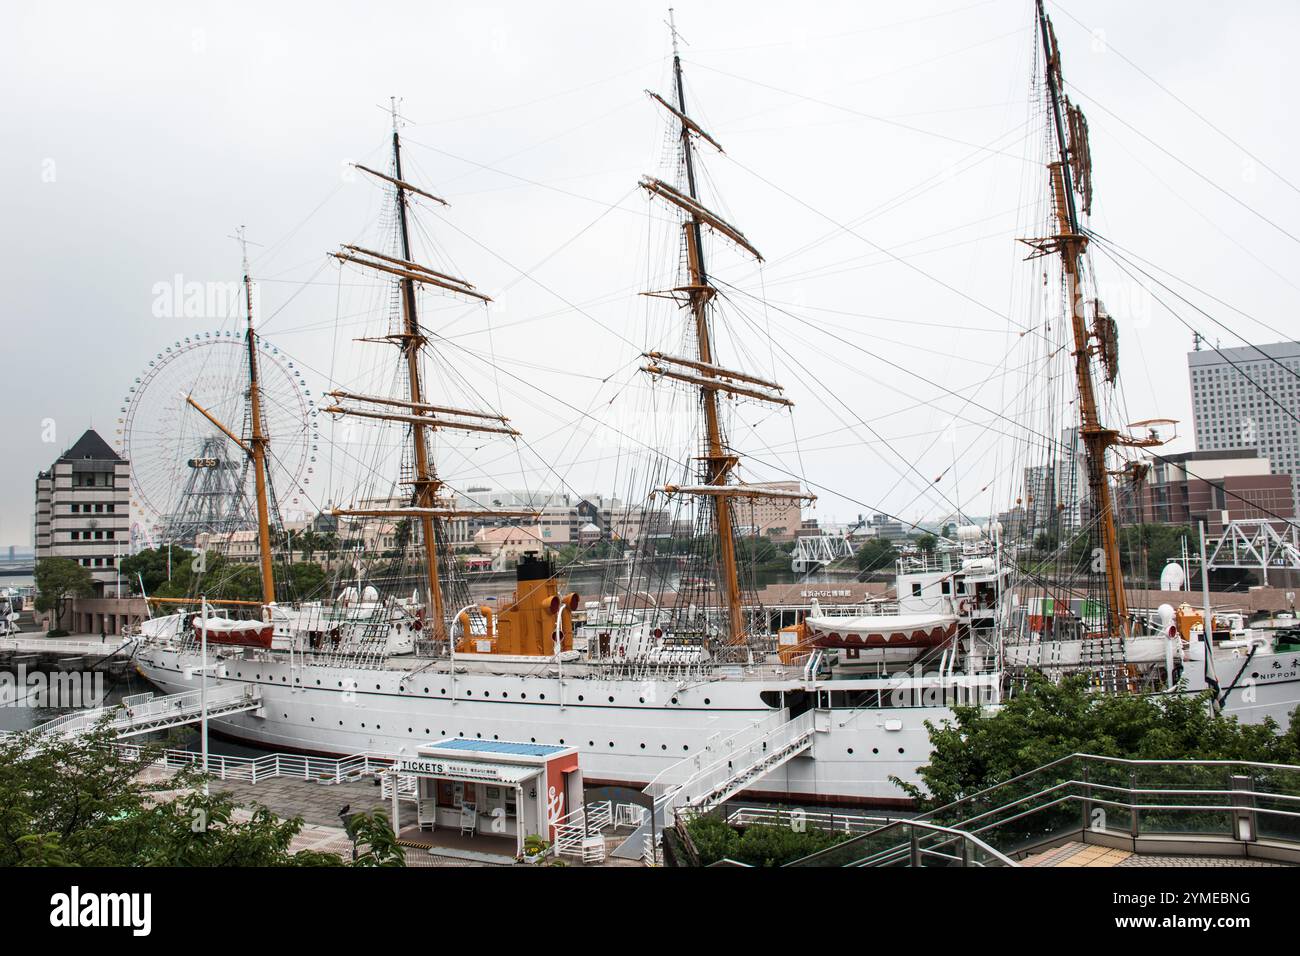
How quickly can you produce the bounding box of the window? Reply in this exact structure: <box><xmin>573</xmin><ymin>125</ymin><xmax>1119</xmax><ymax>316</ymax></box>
<box><xmin>911</xmin><ymin>583</ymin><xmax>922</xmax><ymax>597</ymax></box>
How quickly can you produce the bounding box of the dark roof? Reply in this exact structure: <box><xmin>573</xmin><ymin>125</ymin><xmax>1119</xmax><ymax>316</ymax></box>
<box><xmin>59</xmin><ymin>429</ymin><xmax>121</xmax><ymax>463</ymax></box>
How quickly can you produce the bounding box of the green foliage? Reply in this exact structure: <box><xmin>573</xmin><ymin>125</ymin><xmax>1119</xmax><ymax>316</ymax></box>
<box><xmin>0</xmin><ymin>726</ymin><xmax>401</xmax><ymax>867</ymax></box>
<box><xmin>341</xmin><ymin>809</ymin><xmax>406</xmax><ymax>867</ymax></box>
<box><xmin>735</xmin><ymin>536</ymin><xmax>791</xmax><ymax>571</ymax></box>
<box><xmin>898</xmin><ymin>673</ymin><xmax>1300</xmax><ymax>810</ymax></box>
<box><xmin>685</xmin><ymin>814</ymin><xmax>739</xmax><ymax>864</ymax></box>
<box><xmin>915</xmin><ymin>533</ymin><xmax>937</xmax><ymax>554</ymax></box>
<box><xmin>685</xmin><ymin>815</ymin><xmax>847</xmax><ymax>867</ymax></box>
<box><xmin>34</xmin><ymin>557</ymin><xmax>95</xmax><ymax>631</ymax></box>
<box><xmin>855</xmin><ymin>537</ymin><xmax>897</xmax><ymax>574</ymax></box>
<box><xmin>286</xmin><ymin>561</ymin><xmax>327</xmax><ymax>599</ymax></box>
<box><xmin>1117</xmin><ymin>523</ymin><xmax>1192</xmax><ymax>585</ymax></box>
<box><xmin>119</xmin><ymin>545</ymin><xmax>191</xmax><ymax>596</ymax></box>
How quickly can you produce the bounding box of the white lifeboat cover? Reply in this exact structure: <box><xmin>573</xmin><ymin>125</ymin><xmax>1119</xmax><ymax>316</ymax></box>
<box><xmin>807</xmin><ymin>613</ymin><xmax>956</xmax><ymax>635</ymax></box>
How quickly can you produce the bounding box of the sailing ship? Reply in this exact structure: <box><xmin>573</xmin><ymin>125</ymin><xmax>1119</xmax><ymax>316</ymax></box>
<box><xmin>134</xmin><ymin>6</ymin><xmax>1300</xmax><ymax>810</ymax></box>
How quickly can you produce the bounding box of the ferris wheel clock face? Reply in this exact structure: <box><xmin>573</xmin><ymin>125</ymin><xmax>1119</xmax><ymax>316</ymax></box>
<box><xmin>115</xmin><ymin>332</ymin><xmax>318</xmax><ymax>546</ymax></box>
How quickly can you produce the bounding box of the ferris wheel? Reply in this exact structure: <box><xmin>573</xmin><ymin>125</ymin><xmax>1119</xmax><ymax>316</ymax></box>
<box><xmin>116</xmin><ymin>331</ymin><xmax>319</xmax><ymax>545</ymax></box>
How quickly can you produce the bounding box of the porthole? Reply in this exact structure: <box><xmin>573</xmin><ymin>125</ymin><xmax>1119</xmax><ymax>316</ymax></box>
<box><xmin>588</xmin><ymin>740</ymin><xmax>594</xmax><ymax>747</ymax></box>
<box><xmin>407</xmin><ymin>727</ymin><xmax>413</xmax><ymax>733</ymax></box>
<box><xmin>703</xmin><ymin>698</ymin><xmax>710</xmax><ymax>705</ymax></box>
<box><xmin>847</xmin><ymin>748</ymin><xmax>854</xmax><ymax>755</ymax></box>
<box><xmin>375</xmin><ymin>683</ymin><xmax>381</xmax><ymax>690</ymax></box>
<box><xmin>578</xmin><ymin>695</ymin><xmax>584</xmax><ymax>702</ymax></box>
<box><xmin>661</xmin><ymin>745</ymin><xmax>667</xmax><ymax>751</ymax></box>
<box><xmin>872</xmin><ymin>748</ymin><xmax>879</xmax><ymax>754</ymax></box>
<box><xmin>502</xmin><ymin>691</ymin><xmax>508</xmax><ymax>698</ymax></box>
<box><xmin>898</xmin><ymin>748</ymin><xmax>904</xmax><ymax>754</ymax></box>
<box><xmin>609</xmin><ymin>741</ymin><xmax>615</xmax><ymax>747</ymax></box>
<box><xmin>671</xmin><ymin>697</ymin><xmax>678</xmax><ymax>705</ymax></box>
<box><xmin>493</xmin><ymin>734</ymin><xmax>499</xmax><ymax>740</ymax></box>
<box><xmin>639</xmin><ymin>743</ymin><xmax>645</xmax><ymax>749</ymax></box>
<box><xmin>608</xmin><ymin>696</ymin><xmax>615</xmax><ymax>703</ymax></box>
<box><xmin>539</xmin><ymin>694</ymin><xmax>546</xmax><ymax>700</ymax></box>
<box><xmin>315</xmin><ymin>680</ymin><xmax>320</xmax><ymax>685</ymax></box>
<box><xmin>476</xmin><ymin>732</ymin><xmax>482</xmax><ymax>738</ymax></box>
<box><xmin>638</xmin><ymin>697</ymin><xmax>645</xmax><ymax>704</ymax></box>
<box><xmin>310</xmin><ymin>717</ymin><xmax>315</xmax><ymax>722</ymax></box>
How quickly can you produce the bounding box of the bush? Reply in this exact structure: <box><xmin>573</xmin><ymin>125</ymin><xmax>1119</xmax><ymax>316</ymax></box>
<box><xmin>685</xmin><ymin>814</ymin><xmax>739</xmax><ymax>865</ymax></box>
<box><xmin>686</xmin><ymin>815</ymin><xmax>848</xmax><ymax>867</ymax></box>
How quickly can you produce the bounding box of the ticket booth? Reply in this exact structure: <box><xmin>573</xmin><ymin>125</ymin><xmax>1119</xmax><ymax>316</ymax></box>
<box><xmin>391</xmin><ymin>740</ymin><xmax>582</xmax><ymax>858</ymax></box>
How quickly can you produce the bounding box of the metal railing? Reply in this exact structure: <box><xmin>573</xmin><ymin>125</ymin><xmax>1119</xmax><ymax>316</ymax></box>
<box><xmin>719</xmin><ymin>804</ymin><xmax>889</xmax><ymax>836</ymax></box>
<box><xmin>788</xmin><ymin>818</ymin><xmax>1018</xmax><ymax>867</ymax></box>
<box><xmin>116</xmin><ymin>743</ymin><xmax>400</xmax><ymax>785</ymax></box>
<box><xmin>791</xmin><ymin>753</ymin><xmax>1300</xmax><ymax>866</ymax></box>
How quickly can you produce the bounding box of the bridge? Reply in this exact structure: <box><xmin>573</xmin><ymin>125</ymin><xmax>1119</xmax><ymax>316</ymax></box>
<box><xmin>26</xmin><ymin>685</ymin><xmax>263</xmax><ymax>739</ymax></box>
<box><xmin>791</xmin><ymin>534</ymin><xmax>855</xmax><ymax>573</ymax></box>
<box><xmin>1206</xmin><ymin>519</ymin><xmax>1300</xmax><ymax>585</ymax></box>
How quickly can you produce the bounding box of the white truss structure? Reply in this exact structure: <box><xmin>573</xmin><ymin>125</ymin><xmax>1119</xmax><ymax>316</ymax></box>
<box><xmin>1206</xmin><ymin>519</ymin><xmax>1300</xmax><ymax>584</ymax></box>
<box><xmin>791</xmin><ymin>534</ymin><xmax>856</xmax><ymax>572</ymax></box>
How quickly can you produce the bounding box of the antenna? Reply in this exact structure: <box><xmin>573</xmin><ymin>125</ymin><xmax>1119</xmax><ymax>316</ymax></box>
<box><xmin>665</xmin><ymin>7</ymin><xmax>687</xmax><ymax>55</ymax></box>
<box><xmin>226</xmin><ymin>225</ymin><xmax>264</xmax><ymax>277</ymax></box>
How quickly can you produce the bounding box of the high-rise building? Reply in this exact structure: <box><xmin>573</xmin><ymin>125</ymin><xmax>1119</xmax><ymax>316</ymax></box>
<box><xmin>1189</xmin><ymin>340</ymin><xmax>1300</xmax><ymax>516</ymax></box>
<box><xmin>34</xmin><ymin>429</ymin><xmax>132</xmax><ymax>596</ymax></box>
<box><xmin>1056</xmin><ymin>426</ymin><xmax>1089</xmax><ymax>532</ymax></box>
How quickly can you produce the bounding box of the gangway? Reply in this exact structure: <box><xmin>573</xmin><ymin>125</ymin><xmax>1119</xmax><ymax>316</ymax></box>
<box><xmin>611</xmin><ymin>709</ymin><xmax>819</xmax><ymax>861</ymax></box>
<box><xmin>28</xmin><ymin>684</ymin><xmax>262</xmax><ymax>739</ymax></box>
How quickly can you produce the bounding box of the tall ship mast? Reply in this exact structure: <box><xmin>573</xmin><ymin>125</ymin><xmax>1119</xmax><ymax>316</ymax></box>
<box><xmin>324</xmin><ymin>103</ymin><xmax>524</xmax><ymax>641</ymax></box>
<box><xmin>639</xmin><ymin>13</ymin><xmax>813</xmax><ymax>645</ymax></box>
<box><xmin>1027</xmin><ymin>0</ymin><xmax>1165</xmax><ymax>640</ymax></box>
<box><xmin>181</xmin><ymin>230</ymin><xmax>278</xmax><ymax>611</ymax></box>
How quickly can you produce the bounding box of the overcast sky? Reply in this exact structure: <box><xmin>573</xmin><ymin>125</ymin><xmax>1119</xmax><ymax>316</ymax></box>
<box><xmin>3</xmin><ymin>0</ymin><xmax>1298</xmax><ymax>547</ymax></box>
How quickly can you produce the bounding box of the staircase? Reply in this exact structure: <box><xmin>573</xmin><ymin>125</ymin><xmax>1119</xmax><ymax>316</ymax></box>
<box><xmin>611</xmin><ymin>710</ymin><xmax>820</xmax><ymax>861</ymax></box>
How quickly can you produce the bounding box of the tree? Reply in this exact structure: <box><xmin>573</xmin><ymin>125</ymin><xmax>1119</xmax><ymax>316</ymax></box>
<box><xmin>119</xmin><ymin>545</ymin><xmax>189</xmax><ymax>595</ymax></box>
<box><xmin>0</xmin><ymin>725</ymin><xmax>404</xmax><ymax>867</ymax></box>
<box><xmin>34</xmin><ymin>557</ymin><xmax>94</xmax><ymax>635</ymax></box>
<box><xmin>287</xmin><ymin>561</ymin><xmax>326</xmax><ymax>598</ymax></box>
<box><xmin>855</xmin><ymin>538</ymin><xmax>897</xmax><ymax>574</ymax></box>
<box><xmin>915</xmin><ymin>533</ymin><xmax>938</xmax><ymax>554</ymax></box>
<box><xmin>896</xmin><ymin>673</ymin><xmax>1300</xmax><ymax>809</ymax></box>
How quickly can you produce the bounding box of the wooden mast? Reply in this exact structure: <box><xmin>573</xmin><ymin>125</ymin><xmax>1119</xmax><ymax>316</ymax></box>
<box><xmin>672</xmin><ymin>30</ymin><xmax>745</xmax><ymax>644</ymax></box>
<box><xmin>388</xmin><ymin>110</ymin><xmax>448</xmax><ymax>640</ymax></box>
<box><xmin>636</xmin><ymin>14</ymin><xmax>813</xmax><ymax>643</ymax></box>
<box><xmin>1036</xmin><ymin>0</ymin><xmax>1128</xmax><ymax>637</ymax></box>
<box><xmin>241</xmin><ymin>232</ymin><xmax>277</xmax><ymax>610</ymax></box>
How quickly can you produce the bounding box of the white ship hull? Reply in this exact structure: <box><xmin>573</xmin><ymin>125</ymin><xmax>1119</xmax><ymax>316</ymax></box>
<box><xmin>135</xmin><ymin>643</ymin><xmax>954</xmax><ymax>806</ymax></box>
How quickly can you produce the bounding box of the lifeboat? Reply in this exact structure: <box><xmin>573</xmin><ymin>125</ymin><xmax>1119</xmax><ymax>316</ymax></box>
<box><xmin>805</xmin><ymin>613</ymin><xmax>958</xmax><ymax>649</ymax></box>
<box><xmin>191</xmin><ymin>615</ymin><xmax>274</xmax><ymax>649</ymax></box>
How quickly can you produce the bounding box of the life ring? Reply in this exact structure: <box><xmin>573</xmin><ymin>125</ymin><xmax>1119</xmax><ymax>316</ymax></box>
<box><xmin>410</xmin><ymin>618</ymin><xmax>423</xmax><ymax>631</ymax></box>
<box><xmin>957</xmin><ymin>598</ymin><xmax>971</xmax><ymax>616</ymax></box>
